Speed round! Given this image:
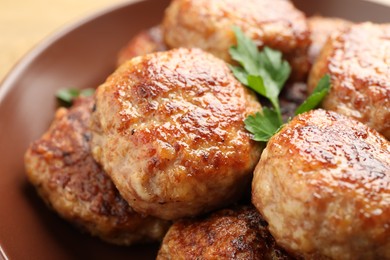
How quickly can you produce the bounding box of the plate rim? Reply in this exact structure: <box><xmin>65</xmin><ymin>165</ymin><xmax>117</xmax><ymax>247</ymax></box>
<box><xmin>0</xmin><ymin>0</ymin><xmax>146</xmax><ymax>104</ymax></box>
<box><xmin>0</xmin><ymin>0</ymin><xmax>389</xmax><ymax>259</ymax></box>
<box><xmin>1</xmin><ymin>0</ymin><xmax>389</xmax><ymax>104</ymax></box>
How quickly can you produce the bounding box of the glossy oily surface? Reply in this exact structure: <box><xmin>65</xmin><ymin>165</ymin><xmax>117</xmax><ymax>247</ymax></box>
<box><xmin>307</xmin><ymin>16</ymin><xmax>352</xmax><ymax>64</ymax></box>
<box><xmin>0</xmin><ymin>0</ymin><xmax>390</xmax><ymax>259</ymax></box>
<box><xmin>309</xmin><ymin>22</ymin><xmax>390</xmax><ymax>139</ymax></box>
<box><xmin>252</xmin><ymin>109</ymin><xmax>390</xmax><ymax>259</ymax></box>
<box><xmin>163</xmin><ymin>0</ymin><xmax>311</xmax><ymax>80</ymax></box>
<box><xmin>91</xmin><ymin>48</ymin><xmax>261</xmax><ymax>220</ymax></box>
<box><xmin>157</xmin><ymin>205</ymin><xmax>293</xmax><ymax>259</ymax></box>
<box><xmin>24</xmin><ymin>97</ymin><xmax>170</xmax><ymax>245</ymax></box>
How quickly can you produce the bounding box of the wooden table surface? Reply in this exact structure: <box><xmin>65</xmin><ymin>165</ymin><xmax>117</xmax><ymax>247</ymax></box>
<box><xmin>0</xmin><ymin>0</ymin><xmax>128</xmax><ymax>82</ymax></box>
<box><xmin>0</xmin><ymin>0</ymin><xmax>389</xmax><ymax>82</ymax></box>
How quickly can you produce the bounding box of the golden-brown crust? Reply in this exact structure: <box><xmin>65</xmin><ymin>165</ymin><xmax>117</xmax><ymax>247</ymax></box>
<box><xmin>163</xmin><ymin>0</ymin><xmax>311</xmax><ymax>80</ymax></box>
<box><xmin>117</xmin><ymin>26</ymin><xmax>167</xmax><ymax>66</ymax></box>
<box><xmin>308</xmin><ymin>16</ymin><xmax>352</xmax><ymax>64</ymax></box>
<box><xmin>115</xmin><ymin>26</ymin><xmax>306</xmax><ymax>123</ymax></box>
<box><xmin>308</xmin><ymin>22</ymin><xmax>390</xmax><ymax>139</ymax></box>
<box><xmin>157</xmin><ymin>205</ymin><xmax>294</xmax><ymax>260</ymax></box>
<box><xmin>252</xmin><ymin>109</ymin><xmax>390</xmax><ymax>259</ymax></box>
<box><xmin>24</xmin><ymin>97</ymin><xmax>170</xmax><ymax>245</ymax></box>
<box><xmin>91</xmin><ymin>48</ymin><xmax>262</xmax><ymax>220</ymax></box>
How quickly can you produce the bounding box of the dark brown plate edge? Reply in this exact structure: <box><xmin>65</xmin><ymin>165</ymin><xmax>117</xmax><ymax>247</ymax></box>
<box><xmin>0</xmin><ymin>0</ymin><xmax>389</xmax><ymax>259</ymax></box>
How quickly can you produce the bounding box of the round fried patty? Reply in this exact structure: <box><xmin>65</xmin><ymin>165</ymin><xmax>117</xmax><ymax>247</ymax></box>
<box><xmin>25</xmin><ymin>97</ymin><xmax>170</xmax><ymax>245</ymax></box>
<box><xmin>163</xmin><ymin>0</ymin><xmax>311</xmax><ymax>80</ymax></box>
<box><xmin>91</xmin><ymin>48</ymin><xmax>262</xmax><ymax>220</ymax></box>
<box><xmin>157</xmin><ymin>205</ymin><xmax>293</xmax><ymax>260</ymax></box>
<box><xmin>309</xmin><ymin>22</ymin><xmax>390</xmax><ymax>139</ymax></box>
<box><xmin>252</xmin><ymin>109</ymin><xmax>390</xmax><ymax>259</ymax></box>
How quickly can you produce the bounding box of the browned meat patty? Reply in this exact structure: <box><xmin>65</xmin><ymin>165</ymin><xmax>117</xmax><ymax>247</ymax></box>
<box><xmin>308</xmin><ymin>16</ymin><xmax>352</xmax><ymax>64</ymax></box>
<box><xmin>252</xmin><ymin>109</ymin><xmax>390</xmax><ymax>259</ymax></box>
<box><xmin>115</xmin><ymin>25</ymin><xmax>305</xmax><ymax>123</ymax></box>
<box><xmin>115</xmin><ymin>23</ymin><xmax>305</xmax><ymax>121</ymax></box>
<box><xmin>24</xmin><ymin>97</ymin><xmax>170</xmax><ymax>245</ymax></box>
<box><xmin>308</xmin><ymin>22</ymin><xmax>390</xmax><ymax>139</ymax></box>
<box><xmin>157</xmin><ymin>205</ymin><xmax>294</xmax><ymax>260</ymax></box>
<box><xmin>162</xmin><ymin>0</ymin><xmax>311</xmax><ymax>80</ymax></box>
<box><xmin>91</xmin><ymin>48</ymin><xmax>262</xmax><ymax>220</ymax></box>
<box><xmin>117</xmin><ymin>26</ymin><xmax>167</xmax><ymax>66</ymax></box>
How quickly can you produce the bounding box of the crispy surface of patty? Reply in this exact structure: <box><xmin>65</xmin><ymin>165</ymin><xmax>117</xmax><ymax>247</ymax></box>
<box><xmin>115</xmin><ymin>25</ymin><xmax>306</xmax><ymax>121</ymax></box>
<box><xmin>91</xmin><ymin>48</ymin><xmax>262</xmax><ymax>220</ymax></box>
<box><xmin>157</xmin><ymin>205</ymin><xmax>294</xmax><ymax>260</ymax></box>
<box><xmin>252</xmin><ymin>109</ymin><xmax>390</xmax><ymax>259</ymax></box>
<box><xmin>308</xmin><ymin>22</ymin><xmax>390</xmax><ymax>139</ymax></box>
<box><xmin>308</xmin><ymin>16</ymin><xmax>352</xmax><ymax>64</ymax></box>
<box><xmin>163</xmin><ymin>0</ymin><xmax>311</xmax><ymax>80</ymax></box>
<box><xmin>117</xmin><ymin>26</ymin><xmax>167</xmax><ymax>66</ymax></box>
<box><xmin>24</xmin><ymin>97</ymin><xmax>170</xmax><ymax>245</ymax></box>
<box><xmin>115</xmin><ymin>23</ymin><xmax>306</xmax><ymax>121</ymax></box>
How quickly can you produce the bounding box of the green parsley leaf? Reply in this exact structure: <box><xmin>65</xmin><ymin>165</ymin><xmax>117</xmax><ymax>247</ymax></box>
<box><xmin>229</xmin><ymin>27</ymin><xmax>291</xmax><ymax>124</ymax></box>
<box><xmin>80</xmin><ymin>88</ymin><xmax>95</xmax><ymax>97</ymax></box>
<box><xmin>295</xmin><ymin>74</ymin><xmax>331</xmax><ymax>115</ymax></box>
<box><xmin>247</xmin><ymin>74</ymin><xmax>282</xmax><ymax>125</ymax></box>
<box><xmin>229</xmin><ymin>27</ymin><xmax>291</xmax><ymax>95</ymax></box>
<box><xmin>244</xmin><ymin>108</ymin><xmax>281</xmax><ymax>142</ymax></box>
<box><xmin>56</xmin><ymin>88</ymin><xmax>95</xmax><ymax>107</ymax></box>
<box><xmin>230</xmin><ymin>27</ymin><xmax>330</xmax><ymax>142</ymax></box>
<box><xmin>229</xmin><ymin>26</ymin><xmax>260</xmax><ymax>75</ymax></box>
<box><xmin>56</xmin><ymin>88</ymin><xmax>79</xmax><ymax>103</ymax></box>
<box><xmin>258</xmin><ymin>47</ymin><xmax>291</xmax><ymax>95</ymax></box>
<box><xmin>229</xmin><ymin>65</ymin><xmax>249</xmax><ymax>85</ymax></box>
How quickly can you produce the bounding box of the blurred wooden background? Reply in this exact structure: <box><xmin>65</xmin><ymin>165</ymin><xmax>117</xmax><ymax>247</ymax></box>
<box><xmin>0</xmin><ymin>0</ymin><xmax>127</xmax><ymax>81</ymax></box>
<box><xmin>0</xmin><ymin>0</ymin><xmax>389</xmax><ymax>82</ymax></box>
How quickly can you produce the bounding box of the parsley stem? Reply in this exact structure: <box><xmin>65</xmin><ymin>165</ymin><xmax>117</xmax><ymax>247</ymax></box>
<box><xmin>270</xmin><ymin>98</ymin><xmax>283</xmax><ymax>125</ymax></box>
<box><xmin>229</xmin><ymin>27</ymin><xmax>331</xmax><ymax>143</ymax></box>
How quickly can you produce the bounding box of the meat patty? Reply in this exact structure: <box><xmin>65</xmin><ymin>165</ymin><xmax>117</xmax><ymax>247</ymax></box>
<box><xmin>252</xmin><ymin>109</ymin><xmax>390</xmax><ymax>259</ymax></box>
<box><xmin>91</xmin><ymin>48</ymin><xmax>262</xmax><ymax>220</ymax></box>
<box><xmin>24</xmin><ymin>97</ymin><xmax>170</xmax><ymax>245</ymax></box>
<box><xmin>117</xmin><ymin>26</ymin><xmax>167</xmax><ymax>66</ymax></box>
<box><xmin>308</xmin><ymin>22</ymin><xmax>390</xmax><ymax>139</ymax></box>
<box><xmin>157</xmin><ymin>205</ymin><xmax>293</xmax><ymax>260</ymax></box>
<box><xmin>308</xmin><ymin>16</ymin><xmax>352</xmax><ymax>64</ymax></box>
<box><xmin>115</xmin><ymin>24</ymin><xmax>305</xmax><ymax>121</ymax></box>
<box><xmin>162</xmin><ymin>0</ymin><xmax>311</xmax><ymax>81</ymax></box>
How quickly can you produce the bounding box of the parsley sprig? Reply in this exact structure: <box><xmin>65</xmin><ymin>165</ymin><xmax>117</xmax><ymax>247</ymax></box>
<box><xmin>56</xmin><ymin>88</ymin><xmax>95</xmax><ymax>107</ymax></box>
<box><xmin>229</xmin><ymin>27</ymin><xmax>330</xmax><ymax>142</ymax></box>
<box><xmin>295</xmin><ymin>74</ymin><xmax>330</xmax><ymax>115</ymax></box>
<box><xmin>230</xmin><ymin>27</ymin><xmax>291</xmax><ymax>125</ymax></box>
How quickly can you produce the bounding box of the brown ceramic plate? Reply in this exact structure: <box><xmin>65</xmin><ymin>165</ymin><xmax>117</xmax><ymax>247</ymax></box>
<box><xmin>0</xmin><ymin>0</ymin><xmax>389</xmax><ymax>259</ymax></box>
